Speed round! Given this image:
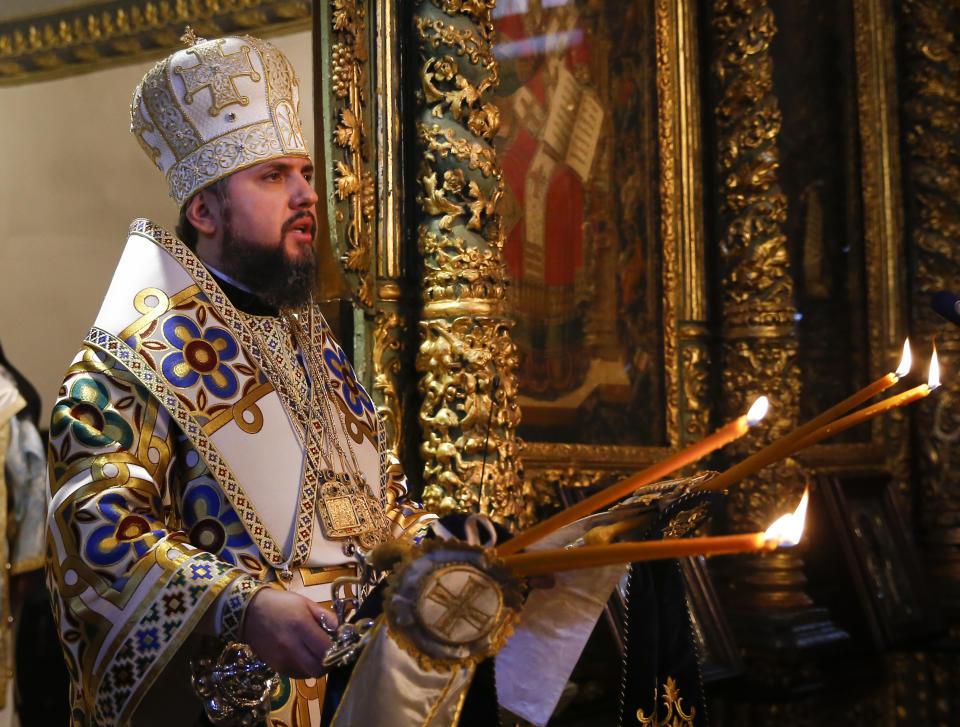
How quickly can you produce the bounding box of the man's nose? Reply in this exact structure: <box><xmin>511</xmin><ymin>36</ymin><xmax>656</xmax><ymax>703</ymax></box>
<box><xmin>292</xmin><ymin>175</ymin><xmax>319</xmax><ymax>208</ymax></box>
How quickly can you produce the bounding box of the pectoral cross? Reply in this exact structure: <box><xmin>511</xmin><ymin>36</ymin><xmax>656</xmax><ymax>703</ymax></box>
<box><xmin>425</xmin><ymin>576</ymin><xmax>494</xmax><ymax>638</ymax></box>
<box><xmin>174</xmin><ymin>40</ymin><xmax>261</xmax><ymax>117</ymax></box>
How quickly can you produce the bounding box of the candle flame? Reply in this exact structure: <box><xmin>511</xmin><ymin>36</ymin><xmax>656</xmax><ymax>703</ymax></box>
<box><xmin>929</xmin><ymin>343</ymin><xmax>940</xmax><ymax>389</ymax></box>
<box><xmin>746</xmin><ymin>396</ymin><xmax>770</xmax><ymax>426</ymax></box>
<box><xmin>763</xmin><ymin>488</ymin><xmax>809</xmax><ymax>547</ymax></box>
<box><xmin>895</xmin><ymin>338</ymin><xmax>911</xmax><ymax>378</ymax></box>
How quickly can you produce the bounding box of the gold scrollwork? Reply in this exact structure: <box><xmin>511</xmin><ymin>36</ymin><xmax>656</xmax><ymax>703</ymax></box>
<box><xmin>636</xmin><ymin>677</ymin><xmax>696</xmax><ymax>727</ymax></box>
<box><xmin>329</xmin><ymin>0</ymin><xmax>375</xmax><ymax>308</ymax></box>
<box><xmin>373</xmin><ymin>309</ymin><xmax>404</xmax><ymax>455</ymax></box>
<box><xmin>900</xmin><ymin>0</ymin><xmax>960</xmax><ymax>598</ymax></box>
<box><xmin>711</xmin><ymin>0</ymin><xmax>804</xmax><ymax>533</ymax></box>
<box><xmin>412</xmin><ymin>0</ymin><xmax>525</xmax><ymax>528</ymax></box>
<box><xmin>0</xmin><ymin>1</ymin><xmax>311</xmax><ymax>86</ymax></box>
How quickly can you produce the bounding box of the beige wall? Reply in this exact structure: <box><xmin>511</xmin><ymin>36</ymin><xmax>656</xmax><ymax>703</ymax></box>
<box><xmin>0</xmin><ymin>31</ymin><xmax>314</xmax><ymax>421</ymax></box>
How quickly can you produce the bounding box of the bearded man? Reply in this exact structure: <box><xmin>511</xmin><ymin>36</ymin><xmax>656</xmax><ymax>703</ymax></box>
<box><xmin>45</xmin><ymin>33</ymin><xmax>434</xmax><ymax>726</ymax></box>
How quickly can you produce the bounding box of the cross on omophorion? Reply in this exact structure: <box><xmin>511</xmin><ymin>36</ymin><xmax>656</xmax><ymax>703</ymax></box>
<box><xmin>425</xmin><ymin>575</ymin><xmax>495</xmax><ymax>639</ymax></box>
<box><xmin>174</xmin><ymin>40</ymin><xmax>261</xmax><ymax>117</ymax></box>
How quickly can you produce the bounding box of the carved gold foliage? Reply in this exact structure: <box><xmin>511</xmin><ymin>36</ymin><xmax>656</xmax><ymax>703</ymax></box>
<box><xmin>416</xmin><ymin>122</ymin><xmax>499</xmax><ymax>178</ymax></box>
<box><xmin>0</xmin><ymin>1</ymin><xmax>311</xmax><ymax>85</ymax></box>
<box><xmin>421</xmin><ymin>56</ymin><xmax>499</xmax><ymax>133</ymax></box>
<box><xmin>432</xmin><ymin>0</ymin><xmax>497</xmax><ymax>36</ymax></box>
<box><xmin>413</xmin><ymin>0</ymin><xmax>522</xmax><ymax>528</ymax></box>
<box><xmin>417</xmin><ymin>318</ymin><xmax>523</xmax><ymax>526</ymax></box>
<box><xmin>335</xmin><ymin>108</ymin><xmax>365</xmax><ymax>153</ymax></box>
<box><xmin>712</xmin><ymin>1</ymin><xmax>797</xmax><ymax>336</ymax></box>
<box><xmin>712</xmin><ymin>0</ymin><xmax>803</xmax><ymax>532</ymax></box>
<box><xmin>419</xmin><ymin>228</ymin><xmax>508</xmax><ymax>303</ymax></box>
<box><xmin>414</xmin><ymin>16</ymin><xmax>491</xmax><ymax>66</ymax></box>
<box><xmin>679</xmin><ymin>344</ymin><xmax>711</xmax><ymax>441</ymax></box>
<box><xmin>329</xmin><ymin>0</ymin><xmax>374</xmax><ymax>307</ymax></box>
<box><xmin>416</xmin><ymin>169</ymin><xmax>466</xmax><ymax>229</ymax></box>
<box><xmin>636</xmin><ymin>677</ymin><xmax>696</xmax><ymax>727</ymax></box>
<box><xmin>373</xmin><ymin>309</ymin><xmax>404</xmax><ymax>454</ymax></box>
<box><xmin>900</xmin><ymin>0</ymin><xmax>960</xmax><ymax>593</ymax></box>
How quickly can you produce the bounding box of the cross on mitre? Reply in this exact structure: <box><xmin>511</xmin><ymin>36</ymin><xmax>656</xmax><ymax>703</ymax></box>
<box><xmin>174</xmin><ymin>40</ymin><xmax>262</xmax><ymax>117</ymax></box>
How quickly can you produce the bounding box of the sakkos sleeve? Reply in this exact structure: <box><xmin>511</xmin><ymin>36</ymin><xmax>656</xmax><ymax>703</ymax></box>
<box><xmin>382</xmin><ymin>453</ymin><xmax>437</xmax><ymax>544</ymax></box>
<box><xmin>45</xmin><ymin>347</ymin><xmax>261</xmax><ymax>726</ymax></box>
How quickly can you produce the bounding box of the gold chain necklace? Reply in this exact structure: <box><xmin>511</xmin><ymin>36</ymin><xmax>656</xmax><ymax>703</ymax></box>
<box><xmin>284</xmin><ymin>307</ymin><xmax>389</xmax><ymax>550</ymax></box>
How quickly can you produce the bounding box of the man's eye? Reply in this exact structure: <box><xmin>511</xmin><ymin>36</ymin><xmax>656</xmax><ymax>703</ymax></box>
<box><xmin>264</xmin><ymin>172</ymin><xmax>280</xmax><ymax>181</ymax></box>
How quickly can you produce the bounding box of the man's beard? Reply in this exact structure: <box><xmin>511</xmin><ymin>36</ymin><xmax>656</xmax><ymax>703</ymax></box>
<box><xmin>220</xmin><ymin>208</ymin><xmax>318</xmax><ymax>309</ymax></box>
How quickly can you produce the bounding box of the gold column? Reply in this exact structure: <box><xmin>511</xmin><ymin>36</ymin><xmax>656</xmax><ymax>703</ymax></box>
<box><xmin>712</xmin><ymin>0</ymin><xmax>803</xmax><ymax>554</ymax></box>
<box><xmin>710</xmin><ymin>0</ymin><xmax>845</xmax><ymax>666</ymax></box>
<box><xmin>900</xmin><ymin>0</ymin><xmax>960</xmax><ymax>612</ymax></box>
<box><xmin>411</xmin><ymin>0</ymin><xmax>525</xmax><ymax>529</ymax></box>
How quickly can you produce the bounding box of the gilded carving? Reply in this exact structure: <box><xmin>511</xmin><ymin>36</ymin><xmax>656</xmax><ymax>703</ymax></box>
<box><xmin>328</xmin><ymin>0</ymin><xmax>375</xmax><ymax>308</ymax></box>
<box><xmin>412</xmin><ymin>0</ymin><xmax>524</xmax><ymax>528</ymax></box>
<box><xmin>416</xmin><ymin>318</ymin><xmax>523</xmax><ymax>524</ymax></box>
<box><xmin>899</xmin><ymin>0</ymin><xmax>960</xmax><ymax>604</ymax></box>
<box><xmin>656</xmin><ymin>0</ymin><xmax>682</xmax><ymax>449</ymax></box>
<box><xmin>636</xmin><ymin>676</ymin><xmax>696</xmax><ymax>727</ymax></box>
<box><xmin>847</xmin><ymin>0</ymin><xmax>910</xmax><ymax>505</ymax></box>
<box><xmin>416</xmin><ymin>122</ymin><xmax>499</xmax><ymax>178</ymax></box>
<box><xmin>656</xmin><ymin>0</ymin><xmax>711</xmax><ymax>447</ymax></box>
<box><xmin>679</xmin><ymin>344</ymin><xmax>711</xmax><ymax>442</ymax></box>
<box><xmin>0</xmin><ymin>1</ymin><xmax>311</xmax><ymax>85</ymax></box>
<box><xmin>373</xmin><ymin>309</ymin><xmax>404</xmax><ymax>456</ymax></box>
<box><xmin>711</xmin><ymin>0</ymin><xmax>804</xmax><ymax>533</ymax></box>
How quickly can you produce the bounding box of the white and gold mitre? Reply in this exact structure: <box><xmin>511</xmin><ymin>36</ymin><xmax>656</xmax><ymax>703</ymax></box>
<box><xmin>130</xmin><ymin>31</ymin><xmax>309</xmax><ymax>206</ymax></box>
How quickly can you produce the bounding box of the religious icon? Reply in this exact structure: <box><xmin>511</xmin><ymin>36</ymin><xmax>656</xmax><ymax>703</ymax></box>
<box><xmin>491</xmin><ymin>0</ymin><xmax>666</xmax><ymax>447</ymax></box>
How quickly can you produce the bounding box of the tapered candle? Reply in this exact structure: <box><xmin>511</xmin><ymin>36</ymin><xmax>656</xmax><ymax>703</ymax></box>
<box><xmin>699</xmin><ymin>346</ymin><xmax>938</xmax><ymax>493</ymax></box>
<box><xmin>786</xmin><ymin>346</ymin><xmax>939</xmax><ymax>454</ymax></box>
<box><xmin>696</xmin><ymin>339</ymin><xmax>913</xmax><ymax>495</ymax></box>
<box><xmin>504</xmin><ymin>490</ymin><xmax>809</xmax><ymax>576</ymax></box>
<box><xmin>496</xmin><ymin>397</ymin><xmax>769</xmax><ymax>557</ymax></box>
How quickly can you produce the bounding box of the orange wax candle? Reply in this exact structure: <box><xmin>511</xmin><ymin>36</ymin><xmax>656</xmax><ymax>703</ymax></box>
<box><xmin>696</xmin><ymin>340</ymin><xmax>912</xmax><ymax>495</ymax></box>
<box><xmin>700</xmin><ymin>383</ymin><xmax>936</xmax><ymax>495</ymax></box>
<box><xmin>503</xmin><ymin>532</ymin><xmax>772</xmax><ymax>576</ymax></box>
<box><xmin>785</xmin><ymin>383</ymin><xmax>934</xmax><ymax>454</ymax></box>
<box><xmin>496</xmin><ymin>397</ymin><xmax>768</xmax><ymax>557</ymax></box>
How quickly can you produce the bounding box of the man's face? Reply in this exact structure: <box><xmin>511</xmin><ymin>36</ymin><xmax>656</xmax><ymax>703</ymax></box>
<box><xmin>212</xmin><ymin>156</ymin><xmax>320</xmax><ymax>308</ymax></box>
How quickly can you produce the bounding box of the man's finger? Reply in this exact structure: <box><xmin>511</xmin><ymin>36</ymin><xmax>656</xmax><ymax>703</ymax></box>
<box><xmin>307</xmin><ymin>602</ymin><xmax>339</xmax><ymax>634</ymax></box>
<box><xmin>299</xmin><ymin>622</ymin><xmax>334</xmax><ymax>665</ymax></box>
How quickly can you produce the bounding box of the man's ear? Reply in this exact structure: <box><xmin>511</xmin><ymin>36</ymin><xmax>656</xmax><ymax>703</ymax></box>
<box><xmin>184</xmin><ymin>189</ymin><xmax>219</xmax><ymax>238</ymax></box>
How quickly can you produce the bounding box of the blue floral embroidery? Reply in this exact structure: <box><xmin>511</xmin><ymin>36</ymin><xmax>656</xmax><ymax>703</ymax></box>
<box><xmin>83</xmin><ymin>492</ymin><xmax>166</xmax><ymax>568</ymax></box>
<box><xmin>182</xmin><ymin>482</ymin><xmax>252</xmax><ymax>564</ymax></box>
<box><xmin>50</xmin><ymin>378</ymin><xmax>134</xmax><ymax>450</ymax></box>
<box><xmin>324</xmin><ymin>346</ymin><xmax>374</xmax><ymax>417</ymax></box>
<box><xmin>160</xmin><ymin>315</ymin><xmax>240</xmax><ymax>399</ymax></box>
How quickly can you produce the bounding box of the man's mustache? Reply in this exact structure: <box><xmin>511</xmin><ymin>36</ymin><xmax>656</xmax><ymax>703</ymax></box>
<box><xmin>282</xmin><ymin>211</ymin><xmax>317</xmax><ymax>239</ymax></box>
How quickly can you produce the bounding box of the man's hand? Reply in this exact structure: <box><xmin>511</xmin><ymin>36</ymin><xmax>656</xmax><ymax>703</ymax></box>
<box><xmin>241</xmin><ymin>588</ymin><xmax>339</xmax><ymax>678</ymax></box>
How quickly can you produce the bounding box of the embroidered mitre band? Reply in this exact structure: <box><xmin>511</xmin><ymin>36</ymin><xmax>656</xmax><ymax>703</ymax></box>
<box><xmin>130</xmin><ymin>34</ymin><xmax>309</xmax><ymax>206</ymax></box>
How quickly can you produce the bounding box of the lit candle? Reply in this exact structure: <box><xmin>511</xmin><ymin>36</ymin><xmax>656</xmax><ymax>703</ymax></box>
<box><xmin>785</xmin><ymin>346</ymin><xmax>939</xmax><ymax>454</ymax></box>
<box><xmin>504</xmin><ymin>490</ymin><xmax>809</xmax><ymax>576</ymax></box>
<box><xmin>496</xmin><ymin>396</ymin><xmax>769</xmax><ymax>557</ymax></box>
<box><xmin>699</xmin><ymin>345</ymin><xmax>938</xmax><ymax>493</ymax></box>
<box><xmin>697</xmin><ymin>339</ymin><xmax>913</xmax><ymax>495</ymax></box>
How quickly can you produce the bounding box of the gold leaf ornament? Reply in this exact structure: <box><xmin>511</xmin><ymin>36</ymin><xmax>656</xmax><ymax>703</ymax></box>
<box><xmin>636</xmin><ymin>677</ymin><xmax>695</xmax><ymax>727</ymax></box>
<box><xmin>417</xmin><ymin>171</ymin><xmax>465</xmax><ymax>226</ymax></box>
<box><xmin>335</xmin><ymin>108</ymin><xmax>364</xmax><ymax>152</ymax></box>
<box><xmin>334</xmin><ymin>160</ymin><xmax>361</xmax><ymax>199</ymax></box>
